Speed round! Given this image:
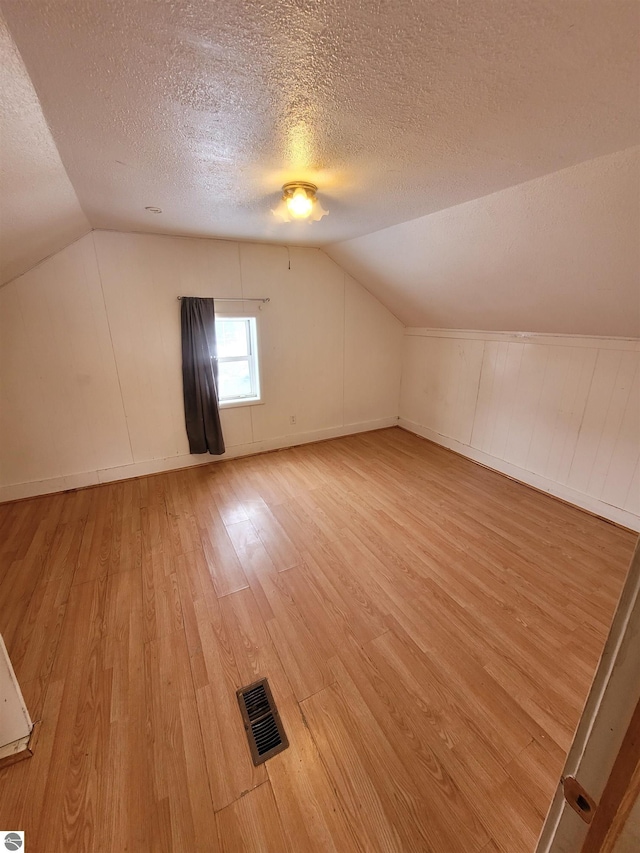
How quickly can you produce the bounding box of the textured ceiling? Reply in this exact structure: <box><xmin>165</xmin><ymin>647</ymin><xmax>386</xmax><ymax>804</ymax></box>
<box><xmin>0</xmin><ymin>14</ymin><xmax>90</xmax><ymax>284</ymax></box>
<box><xmin>327</xmin><ymin>147</ymin><xmax>640</xmax><ymax>337</ymax></box>
<box><xmin>1</xmin><ymin>0</ymin><xmax>638</xmax><ymax>248</ymax></box>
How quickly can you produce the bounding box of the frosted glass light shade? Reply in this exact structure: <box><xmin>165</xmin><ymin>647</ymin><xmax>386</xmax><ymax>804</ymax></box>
<box><xmin>272</xmin><ymin>182</ymin><xmax>328</xmax><ymax>223</ymax></box>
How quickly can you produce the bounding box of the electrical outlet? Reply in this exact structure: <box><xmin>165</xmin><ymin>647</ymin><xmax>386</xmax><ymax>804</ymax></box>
<box><xmin>289</xmin><ymin>415</ymin><xmax>296</xmax><ymax>425</ymax></box>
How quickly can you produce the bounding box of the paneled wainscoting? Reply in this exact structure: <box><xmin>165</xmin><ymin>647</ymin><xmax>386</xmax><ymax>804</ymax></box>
<box><xmin>0</xmin><ymin>428</ymin><xmax>635</xmax><ymax>851</ymax></box>
<box><xmin>400</xmin><ymin>330</ymin><xmax>640</xmax><ymax>530</ymax></box>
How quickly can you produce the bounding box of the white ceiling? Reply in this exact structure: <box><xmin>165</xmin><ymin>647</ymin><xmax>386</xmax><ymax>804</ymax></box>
<box><xmin>1</xmin><ymin>0</ymin><xmax>638</xmax><ymax>249</ymax></box>
<box><xmin>327</xmin><ymin>147</ymin><xmax>640</xmax><ymax>337</ymax></box>
<box><xmin>0</xmin><ymin>15</ymin><xmax>90</xmax><ymax>284</ymax></box>
<box><xmin>1</xmin><ymin>0</ymin><xmax>638</xmax><ymax>336</ymax></box>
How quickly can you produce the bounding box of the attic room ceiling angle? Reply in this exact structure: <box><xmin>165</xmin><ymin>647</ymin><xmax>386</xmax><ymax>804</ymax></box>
<box><xmin>0</xmin><ymin>14</ymin><xmax>91</xmax><ymax>284</ymax></box>
<box><xmin>1</xmin><ymin>0</ymin><xmax>638</xmax><ymax>252</ymax></box>
<box><xmin>1</xmin><ymin>0</ymin><xmax>638</xmax><ymax>338</ymax></box>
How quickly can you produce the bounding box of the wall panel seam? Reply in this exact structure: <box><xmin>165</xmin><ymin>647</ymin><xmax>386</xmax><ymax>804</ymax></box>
<box><xmin>90</xmin><ymin>232</ymin><xmax>135</xmax><ymax>465</ymax></box>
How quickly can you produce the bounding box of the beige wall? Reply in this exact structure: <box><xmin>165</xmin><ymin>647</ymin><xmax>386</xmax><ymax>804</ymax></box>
<box><xmin>0</xmin><ymin>231</ymin><xmax>403</xmax><ymax>500</ymax></box>
<box><xmin>399</xmin><ymin>329</ymin><xmax>640</xmax><ymax>530</ymax></box>
<box><xmin>3</xmin><ymin>228</ymin><xmax>637</xmax><ymax>530</ymax></box>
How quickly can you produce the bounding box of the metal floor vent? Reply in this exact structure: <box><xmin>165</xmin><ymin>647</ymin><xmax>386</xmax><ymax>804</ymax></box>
<box><xmin>237</xmin><ymin>678</ymin><xmax>289</xmax><ymax>765</ymax></box>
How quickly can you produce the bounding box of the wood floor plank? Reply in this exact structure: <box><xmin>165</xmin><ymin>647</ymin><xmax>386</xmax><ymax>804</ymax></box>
<box><xmin>219</xmin><ymin>586</ymin><xmax>293</xmax><ymax>703</ymax></box>
<box><xmin>224</xmin><ymin>519</ymin><xmax>279</xmax><ymax>622</ymax></box>
<box><xmin>0</xmin><ymin>427</ymin><xmax>635</xmax><ymax>852</ymax></box>
<box><xmin>197</xmin><ymin>504</ymin><xmax>249</xmax><ymax>598</ymax></box>
<box><xmin>34</xmin><ymin>578</ymin><xmax>110</xmax><ymax>851</ymax></box>
<box><xmin>480</xmin><ymin>841</ymin><xmax>503</xmax><ymax>853</ymax></box>
<box><xmin>8</xmin><ymin>572</ymin><xmax>69</xmax><ymax>694</ymax></box>
<box><xmin>330</xmin><ymin>636</ymin><xmax>491</xmax><ymax>851</ymax></box>
<box><xmin>302</xmin><ymin>536</ymin><xmax>391</xmax><ymax>644</ymax></box>
<box><xmin>189</xmin><ymin>595</ymin><xmax>267</xmax><ymax>808</ymax></box>
<box><xmin>141</xmin><ymin>532</ymin><xmax>183</xmax><ymax>643</ymax></box>
<box><xmin>266</xmin><ymin>692</ymin><xmax>364</xmax><ymax>853</ymax></box>
<box><xmin>145</xmin><ymin>628</ymin><xmax>217</xmax><ymax>851</ymax></box>
<box><xmin>101</xmin><ymin>582</ymin><xmax>148</xmax><ymax>851</ymax></box>
<box><xmin>174</xmin><ymin>546</ymin><xmax>217</xmax><ymax>660</ymax></box>
<box><xmin>243</xmin><ymin>503</ymin><xmax>302</xmax><ymax>572</ymax></box>
<box><xmin>379</xmin><ymin>610</ymin><xmax>555</xmax><ymax>761</ymax></box>
<box><xmin>505</xmin><ymin>737</ymin><xmax>565</xmax><ymax>823</ymax></box>
<box><xmin>104</xmin><ymin>482</ymin><xmax>143</xmax><ymax>576</ymax></box>
<box><xmin>226</xmin><ymin>521</ymin><xmax>334</xmax><ymax>700</ymax></box>
<box><xmin>208</xmin><ymin>475</ymin><xmax>250</xmax><ymax>529</ymax></box>
<box><xmin>299</xmin><ymin>684</ymin><xmax>404</xmax><ymax>852</ymax></box>
<box><xmin>270</xmin><ymin>500</ymin><xmax>334</xmax><ymax>554</ymax></box>
<box><xmin>0</xmin><ymin>678</ymin><xmax>65</xmax><ymax>839</ymax></box>
<box><xmin>216</xmin><ymin>782</ymin><xmax>290</xmax><ymax>853</ymax></box>
<box><xmin>74</xmin><ymin>495</ymin><xmax>113</xmax><ymax>586</ymax></box>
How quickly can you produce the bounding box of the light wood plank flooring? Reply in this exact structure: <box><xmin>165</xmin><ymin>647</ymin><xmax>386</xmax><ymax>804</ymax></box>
<box><xmin>0</xmin><ymin>427</ymin><xmax>636</xmax><ymax>852</ymax></box>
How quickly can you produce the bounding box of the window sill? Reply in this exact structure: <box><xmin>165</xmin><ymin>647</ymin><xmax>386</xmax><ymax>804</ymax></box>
<box><xmin>219</xmin><ymin>398</ymin><xmax>264</xmax><ymax>410</ymax></box>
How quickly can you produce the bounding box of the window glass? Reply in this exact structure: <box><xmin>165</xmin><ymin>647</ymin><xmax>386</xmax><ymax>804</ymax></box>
<box><xmin>216</xmin><ymin>319</ymin><xmax>249</xmax><ymax>359</ymax></box>
<box><xmin>214</xmin><ymin>316</ymin><xmax>261</xmax><ymax>405</ymax></box>
<box><xmin>218</xmin><ymin>359</ymin><xmax>251</xmax><ymax>400</ymax></box>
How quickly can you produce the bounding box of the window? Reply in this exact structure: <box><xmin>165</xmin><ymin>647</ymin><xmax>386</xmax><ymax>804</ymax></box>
<box><xmin>214</xmin><ymin>315</ymin><xmax>261</xmax><ymax>406</ymax></box>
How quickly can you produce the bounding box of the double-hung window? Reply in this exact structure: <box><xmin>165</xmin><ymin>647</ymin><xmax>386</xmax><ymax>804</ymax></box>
<box><xmin>214</xmin><ymin>315</ymin><xmax>261</xmax><ymax>407</ymax></box>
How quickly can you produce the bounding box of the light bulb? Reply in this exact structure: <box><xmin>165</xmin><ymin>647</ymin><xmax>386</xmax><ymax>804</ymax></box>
<box><xmin>272</xmin><ymin>182</ymin><xmax>328</xmax><ymax>223</ymax></box>
<box><xmin>286</xmin><ymin>187</ymin><xmax>313</xmax><ymax>219</ymax></box>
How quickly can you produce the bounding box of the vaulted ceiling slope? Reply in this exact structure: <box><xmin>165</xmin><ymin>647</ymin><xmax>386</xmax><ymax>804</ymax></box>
<box><xmin>327</xmin><ymin>147</ymin><xmax>640</xmax><ymax>338</ymax></box>
<box><xmin>1</xmin><ymin>0</ymin><xmax>638</xmax><ymax>253</ymax></box>
<box><xmin>0</xmin><ymin>14</ymin><xmax>90</xmax><ymax>284</ymax></box>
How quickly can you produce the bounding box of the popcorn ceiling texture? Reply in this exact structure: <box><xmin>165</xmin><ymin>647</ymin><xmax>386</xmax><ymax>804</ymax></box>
<box><xmin>0</xmin><ymin>15</ymin><xmax>90</xmax><ymax>283</ymax></box>
<box><xmin>1</xmin><ymin>0</ymin><xmax>638</xmax><ymax>251</ymax></box>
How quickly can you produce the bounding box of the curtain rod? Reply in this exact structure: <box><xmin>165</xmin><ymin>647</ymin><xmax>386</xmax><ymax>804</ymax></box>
<box><xmin>177</xmin><ymin>296</ymin><xmax>270</xmax><ymax>303</ymax></box>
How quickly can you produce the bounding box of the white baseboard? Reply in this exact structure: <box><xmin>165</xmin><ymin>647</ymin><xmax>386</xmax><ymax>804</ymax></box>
<box><xmin>0</xmin><ymin>417</ymin><xmax>398</xmax><ymax>503</ymax></box>
<box><xmin>398</xmin><ymin>418</ymin><xmax>640</xmax><ymax>532</ymax></box>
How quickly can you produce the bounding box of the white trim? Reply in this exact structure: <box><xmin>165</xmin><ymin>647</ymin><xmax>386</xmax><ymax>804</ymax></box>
<box><xmin>398</xmin><ymin>418</ymin><xmax>640</xmax><ymax>532</ymax></box>
<box><xmin>215</xmin><ymin>313</ymin><xmax>263</xmax><ymax>407</ymax></box>
<box><xmin>0</xmin><ymin>634</ymin><xmax>32</xmax><ymax>758</ymax></box>
<box><xmin>0</xmin><ymin>735</ymin><xmax>31</xmax><ymax>761</ymax></box>
<box><xmin>219</xmin><ymin>398</ymin><xmax>265</xmax><ymax>410</ymax></box>
<box><xmin>0</xmin><ymin>417</ymin><xmax>398</xmax><ymax>503</ymax></box>
<box><xmin>404</xmin><ymin>328</ymin><xmax>640</xmax><ymax>351</ymax></box>
<box><xmin>536</xmin><ymin>542</ymin><xmax>640</xmax><ymax>852</ymax></box>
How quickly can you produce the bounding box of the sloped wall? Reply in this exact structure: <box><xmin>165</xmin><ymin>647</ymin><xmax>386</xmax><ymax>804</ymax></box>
<box><xmin>0</xmin><ymin>231</ymin><xmax>403</xmax><ymax>500</ymax></box>
<box><xmin>400</xmin><ymin>329</ymin><xmax>640</xmax><ymax>530</ymax></box>
<box><xmin>0</xmin><ymin>15</ymin><xmax>90</xmax><ymax>284</ymax></box>
<box><xmin>327</xmin><ymin>147</ymin><xmax>640</xmax><ymax>338</ymax></box>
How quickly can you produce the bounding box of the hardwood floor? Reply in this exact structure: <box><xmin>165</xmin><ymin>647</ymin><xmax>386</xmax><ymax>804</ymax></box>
<box><xmin>0</xmin><ymin>427</ymin><xmax>635</xmax><ymax>852</ymax></box>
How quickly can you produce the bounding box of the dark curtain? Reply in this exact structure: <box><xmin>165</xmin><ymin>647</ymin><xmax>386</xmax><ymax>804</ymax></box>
<box><xmin>180</xmin><ymin>297</ymin><xmax>225</xmax><ymax>455</ymax></box>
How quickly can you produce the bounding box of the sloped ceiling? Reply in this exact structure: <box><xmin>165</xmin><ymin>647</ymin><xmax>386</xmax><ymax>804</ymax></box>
<box><xmin>327</xmin><ymin>148</ymin><xmax>640</xmax><ymax>337</ymax></box>
<box><xmin>1</xmin><ymin>0</ymin><xmax>638</xmax><ymax>250</ymax></box>
<box><xmin>0</xmin><ymin>1</ymin><xmax>638</xmax><ymax>335</ymax></box>
<box><xmin>0</xmin><ymin>14</ymin><xmax>90</xmax><ymax>284</ymax></box>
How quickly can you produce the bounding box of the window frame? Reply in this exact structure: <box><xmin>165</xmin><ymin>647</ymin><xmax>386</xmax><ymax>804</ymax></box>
<box><xmin>214</xmin><ymin>312</ymin><xmax>263</xmax><ymax>409</ymax></box>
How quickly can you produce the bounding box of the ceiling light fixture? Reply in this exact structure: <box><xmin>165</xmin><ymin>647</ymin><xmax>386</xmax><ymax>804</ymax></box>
<box><xmin>272</xmin><ymin>182</ymin><xmax>328</xmax><ymax>223</ymax></box>
<box><xmin>145</xmin><ymin>206</ymin><xmax>162</xmax><ymax>214</ymax></box>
